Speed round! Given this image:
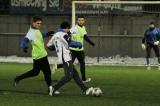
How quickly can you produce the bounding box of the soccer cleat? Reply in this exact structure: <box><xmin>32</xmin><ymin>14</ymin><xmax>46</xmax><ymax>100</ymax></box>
<box><xmin>82</xmin><ymin>78</ymin><xmax>91</xmax><ymax>83</ymax></box>
<box><xmin>158</xmin><ymin>65</ymin><xmax>160</xmax><ymax>70</ymax></box>
<box><xmin>14</xmin><ymin>77</ymin><xmax>19</xmax><ymax>87</ymax></box>
<box><xmin>147</xmin><ymin>66</ymin><xmax>151</xmax><ymax>70</ymax></box>
<box><xmin>49</xmin><ymin>86</ymin><xmax>54</xmax><ymax>96</ymax></box>
<box><xmin>48</xmin><ymin>86</ymin><xmax>60</xmax><ymax>96</ymax></box>
<box><xmin>85</xmin><ymin>87</ymin><xmax>94</xmax><ymax>95</ymax></box>
<box><xmin>52</xmin><ymin>63</ymin><xmax>57</xmax><ymax>74</ymax></box>
<box><xmin>54</xmin><ymin>90</ymin><xmax>60</xmax><ymax>95</ymax></box>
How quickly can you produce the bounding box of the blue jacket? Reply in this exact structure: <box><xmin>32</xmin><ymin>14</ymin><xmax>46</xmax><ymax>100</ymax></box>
<box><xmin>142</xmin><ymin>28</ymin><xmax>160</xmax><ymax>45</ymax></box>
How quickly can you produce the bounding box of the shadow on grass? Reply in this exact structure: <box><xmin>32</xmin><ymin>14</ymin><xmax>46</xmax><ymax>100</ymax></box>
<box><xmin>0</xmin><ymin>89</ymin><xmax>47</xmax><ymax>95</ymax></box>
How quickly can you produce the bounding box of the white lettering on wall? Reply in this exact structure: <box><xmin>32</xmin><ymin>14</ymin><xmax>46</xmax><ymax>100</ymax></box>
<box><xmin>49</xmin><ymin>0</ymin><xmax>59</xmax><ymax>8</ymax></box>
<box><xmin>11</xmin><ymin>0</ymin><xmax>47</xmax><ymax>11</ymax></box>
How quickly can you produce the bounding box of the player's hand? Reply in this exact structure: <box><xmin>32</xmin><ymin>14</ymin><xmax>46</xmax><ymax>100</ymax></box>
<box><xmin>23</xmin><ymin>47</ymin><xmax>28</xmax><ymax>53</ymax></box>
<box><xmin>47</xmin><ymin>45</ymin><xmax>56</xmax><ymax>51</ymax></box>
<box><xmin>78</xmin><ymin>45</ymin><xmax>82</xmax><ymax>49</ymax></box>
<box><xmin>46</xmin><ymin>31</ymin><xmax>55</xmax><ymax>36</ymax></box>
<box><xmin>154</xmin><ymin>41</ymin><xmax>159</xmax><ymax>45</ymax></box>
<box><xmin>77</xmin><ymin>42</ymin><xmax>82</xmax><ymax>49</ymax></box>
<box><xmin>141</xmin><ymin>44</ymin><xmax>146</xmax><ymax>50</ymax></box>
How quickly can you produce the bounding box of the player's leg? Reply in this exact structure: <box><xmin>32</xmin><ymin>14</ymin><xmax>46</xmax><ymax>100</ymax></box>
<box><xmin>76</xmin><ymin>51</ymin><xmax>86</xmax><ymax>81</ymax></box>
<box><xmin>41</xmin><ymin>56</ymin><xmax>58</xmax><ymax>95</ymax></box>
<box><xmin>72</xmin><ymin>64</ymin><xmax>87</xmax><ymax>92</ymax></box>
<box><xmin>14</xmin><ymin>59</ymin><xmax>41</xmax><ymax>86</ymax></box>
<box><xmin>76</xmin><ymin>51</ymin><xmax>91</xmax><ymax>82</ymax></box>
<box><xmin>146</xmin><ymin>43</ymin><xmax>152</xmax><ymax>70</ymax></box>
<box><xmin>72</xmin><ymin>63</ymin><xmax>94</xmax><ymax>95</ymax></box>
<box><xmin>52</xmin><ymin>61</ymin><xmax>94</xmax><ymax>96</ymax></box>
<box><xmin>71</xmin><ymin>50</ymin><xmax>76</xmax><ymax>63</ymax></box>
<box><xmin>153</xmin><ymin>45</ymin><xmax>160</xmax><ymax>70</ymax></box>
<box><xmin>57</xmin><ymin>64</ymin><xmax>63</xmax><ymax>68</ymax></box>
<box><xmin>41</xmin><ymin>56</ymin><xmax>52</xmax><ymax>87</ymax></box>
<box><xmin>51</xmin><ymin>63</ymin><xmax>63</xmax><ymax>75</ymax></box>
<box><xmin>52</xmin><ymin>61</ymin><xmax>73</xmax><ymax>94</ymax></box>
<box><xmin>52</xmin><ymin>51</ymin><xmax>76</xmax><ymax>74</ymax></box>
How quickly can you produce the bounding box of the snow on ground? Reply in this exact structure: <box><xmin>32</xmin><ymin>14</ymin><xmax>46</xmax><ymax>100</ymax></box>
<box><xmin>0</xmin><ymin>55</ymin><xmax>159</xmax><ymax>66</ymax></box>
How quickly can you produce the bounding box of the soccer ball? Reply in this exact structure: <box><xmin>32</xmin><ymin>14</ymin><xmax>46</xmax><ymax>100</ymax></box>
<box><xmin>92</xmin><ymin>87</ymin><xmax>103</xmax><ymax>97</ymax></box>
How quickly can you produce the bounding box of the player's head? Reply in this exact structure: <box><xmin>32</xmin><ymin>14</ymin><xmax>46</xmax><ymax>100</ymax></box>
<box><xmin>149</xmin><ymin>22</ymin><xmax>155</xmax><ymax>29</ymax></box>
<box><xmin>32</xmin><ymin>16</ymin><xmax>42</xmax><ymax>29</ymax></box>
<box><xmin>77</xmin><ymin>15</ymin><xmax>85</xmax><ymax>26</ymax></box>
<box><xmin>60</xmin><ymin>21</ymin><xmax>70</xmax><ymax>32</ymax></box>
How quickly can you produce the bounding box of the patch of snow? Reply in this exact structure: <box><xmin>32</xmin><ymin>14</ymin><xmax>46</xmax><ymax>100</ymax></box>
<box><xmin>0</xmin><ymin>55</ymin><xmax>159</xmax><ymax>66</ymax></box>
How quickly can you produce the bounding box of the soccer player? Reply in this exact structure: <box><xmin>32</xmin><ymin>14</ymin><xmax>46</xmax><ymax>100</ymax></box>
<box><xmin>14</xmin><ymin>16</ymin><xmax>56</xmax><ymax>96</ymax></box>
<box><xmin>70</xmin><ymin>16</ymin><xmax>95</xmax><ymax>83</ymax></box>
<box><xmin>47</xmin><ymin>21</ymin><xmax>94</xmax><ymax>96</ymax></box>
<box><xmin>54</xmin><ymin>16</ymin><xmax>95</xmax><ymax>83</ymax></box>
<box><xmin>141</xmin><ymin>22</ymin><xmax>160</xmax><ymax>70</ymax></box>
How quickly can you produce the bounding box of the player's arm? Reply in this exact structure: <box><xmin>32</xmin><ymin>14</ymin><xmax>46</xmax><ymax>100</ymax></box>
<box><xmin>142</xmin><ymin>37</ymin><xmax>145</xmax><ymax>44</ymax></box>
<box><xmin>64</xmin><ymin>34</ymin><xmax>82</xmax><ymax>48</ymax></box>
<box><xmin>84</xmin><ymin>34</ymin><xmax>95</xmax><ymax>46</ymax></box>
<box><xmin>46</xmin><ymin>37</ymin><xmax>56</xmax><ymax>51</ymax></box>
<box><xmin>47</xmin><ymin>44</ymin><xmax>56</xmax><ymax>51</ymax></box>
<box><xmin>42</xmin><ymin>31</ymin><xmax>55</xmax><ymax>38</ymax></box>
<box><xmin>20</xmin><ymin>37</ymin><xmax>29</xmax><ymax>53</ymax></box>
<box><xmin>141</xmin><ymin>30</ymin><xmax>147</xmax><ymax>50</ymax></box>
<box><xmin>153</xmin><ymin>28</ymin><xmax>160</xmax><ymax>45</ymax></box>
<box><xmin>67</xmin><ymin>31</ymin><xmax>72</xmax><ymax>38</ymax></box>
<box><xmin>68</xmin><ymin>26</ymin><xmax>77</xmax><ymax>37</ymax></box>
<box><xmin>142</xmin><ymin>29</ymin><xmax>147</xmax><ymax>44</ymax></box>
<box><xmin>156</xmin><ymin>28</ymin><xmax>160</xmax><ymax>41</ymax></box>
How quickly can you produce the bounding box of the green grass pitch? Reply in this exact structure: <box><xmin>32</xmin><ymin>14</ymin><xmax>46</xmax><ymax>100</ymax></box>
<box><xmin>0</xmin><ymin>63</ymin><xmax>160</xmax><ymax>106</ymax></box>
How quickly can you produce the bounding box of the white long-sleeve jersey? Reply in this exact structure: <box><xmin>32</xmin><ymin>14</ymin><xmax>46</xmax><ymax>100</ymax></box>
<box><xmin>47</xmin><ymin>32</ymin><xmax>72</xmax><ymax>63</ymax></box>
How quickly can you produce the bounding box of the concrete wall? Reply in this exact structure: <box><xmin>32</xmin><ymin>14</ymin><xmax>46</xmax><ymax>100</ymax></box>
<box><xmin>0</xmin><ymin>15</ymin><xmax>159</xmax><ymax>57</ymax></box>
<box><xmin>1</xmin><ymin>15</ymin><xmax>159</xmax><ymax>35</ymax></box>
<box><xmin>0</xmin><ymin>15</ymin><xmax>71</xmax><ymax>33</ymax></box>
<box><xmin>0</xmin><ymin>33</ymin><xmax>145</xmax><ymax>58</ymax></box>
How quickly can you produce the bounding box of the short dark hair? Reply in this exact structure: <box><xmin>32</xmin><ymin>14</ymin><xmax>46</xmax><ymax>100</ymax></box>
<box><xmin>150</xmin><ymin>21</ymin><xmax>155</xmax><ymax>25</ymax></box>
<box><xmin>32</xmin><ymin>16</ymin><xmax>42</xmax><ymax>22</ymax></box>
<box><xmin>60</xmin><ymin>21</ymin><xmax>70</xmax><ymax>29</ymax></box>
<box><xmin>77</xmin><ymin>15</ymin><xmax>85</xmax><ymax>20</ymax></box>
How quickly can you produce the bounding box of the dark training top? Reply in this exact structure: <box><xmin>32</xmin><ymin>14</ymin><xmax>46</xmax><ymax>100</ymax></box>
<box><xmin>142</xmin><ymin>28</ymin><xmax>160</xmax><ymax>45</ymax></box>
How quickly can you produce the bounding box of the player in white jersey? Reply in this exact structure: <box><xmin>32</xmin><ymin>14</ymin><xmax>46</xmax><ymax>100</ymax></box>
<box><xmin>48</xmin><ymin>30</ymin><xmax>72</xmax><ymax>64</ymax></box>
<box><xmin>53</xmin><ymin>16</ymin><xmax>94</xmax><ymax>83</ymax></box>
<box><xmin>47</xmin><ymin>21</ymin><xmax>94</xmax><ymax>96</ymax></box>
